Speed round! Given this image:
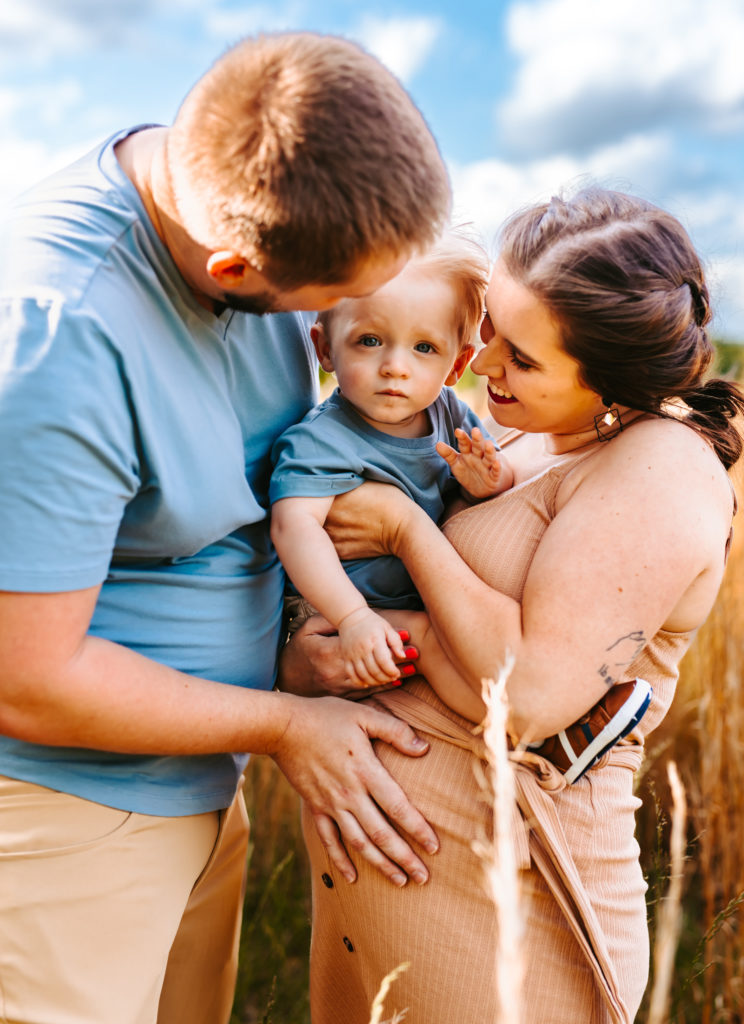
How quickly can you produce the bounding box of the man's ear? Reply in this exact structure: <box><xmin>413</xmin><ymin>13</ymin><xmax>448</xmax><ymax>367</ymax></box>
<box><xmin>444</xmin><ymin>344</ymin><xmax>474</xmax><ymax>386</ymax></box>
<box><xmin>205</xmin><ymin>251</ymin><xmax>251</xmax><ymax>285</ymax></box>
<box><xmin>310</xmin><ymin>322</ymin><xmax>335</xmax><ymax>373</ymax></box>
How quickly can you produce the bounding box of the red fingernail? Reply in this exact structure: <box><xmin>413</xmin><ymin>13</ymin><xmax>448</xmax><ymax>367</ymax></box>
<box><xmin>402</xmin><ymin>664</ymin><xmax>416</xmax><ymax>676</ymax></box>
<box><xmin>391</xmin><ymin>679</ymin><xmax>403</xmax><ymax>687</ymax></box>
<box><xmin>404</xmin><ymin>647</ymin><xmax>418</xmax><ymax>660</ymax></box>
<box><xmin>397</xmin><ymin>629</ymin><xmax>410</xmax><ymax>643</ymax></box>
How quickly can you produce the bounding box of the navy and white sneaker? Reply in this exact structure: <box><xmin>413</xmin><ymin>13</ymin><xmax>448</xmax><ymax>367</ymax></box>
<box><xmin>529</xmin><ymin>678</ymin><xmax>653</xmax><ymax>784</ymax></box>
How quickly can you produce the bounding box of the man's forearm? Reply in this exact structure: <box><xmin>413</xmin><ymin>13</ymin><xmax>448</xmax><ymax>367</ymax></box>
<box><xmin>0</xmin><ymin>588</ymin><xmax>439</xmax><ymax>886</ymax></box>
<box><xmin>1</xmin><ymin>629</ymin><xmax>295</xmax><ymax>755</ymax></box>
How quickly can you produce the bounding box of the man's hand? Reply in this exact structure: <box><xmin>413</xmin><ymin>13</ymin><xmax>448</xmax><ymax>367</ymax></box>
<box><xmin>271</xmin><ymin>693</ymin><xmax>438</xmax><ymax>886</ymax></box>
<box><xmin>436</xmin><ymin>427</ymin><xmax>514</xmax><ymax>499</ymax></box>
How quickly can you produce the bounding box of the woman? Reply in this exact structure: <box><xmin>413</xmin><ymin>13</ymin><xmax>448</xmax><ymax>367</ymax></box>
<box><xmin>283</xmin><ymin>188</ymin><xmax>743</xmax><ymax>1023</ymax></box>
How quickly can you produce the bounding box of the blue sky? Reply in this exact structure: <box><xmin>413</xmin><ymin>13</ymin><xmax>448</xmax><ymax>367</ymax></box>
<box><xmin>2</xmin><ymin>0</ymin><xmax>743</xmax><ymax>338</ymax></box>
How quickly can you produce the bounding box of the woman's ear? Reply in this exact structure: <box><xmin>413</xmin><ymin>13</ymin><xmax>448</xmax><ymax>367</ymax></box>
<box><xmin>310</xmin><ymin>322</ymin><xmax>335</xmax><ymax>373</ymax></box>
<box><xmin>445</xmin><ymin>344</ymin><xmax>475</xmax><ymax>386</ymax></box>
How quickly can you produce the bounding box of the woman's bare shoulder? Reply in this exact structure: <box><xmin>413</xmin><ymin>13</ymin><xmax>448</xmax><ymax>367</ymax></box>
<box><xmin>612</xmin><ymin>414</ymin><xmax>727</xmax><ymax>474</ymax></box>
<box><xmin>578</xmin><ymin>414</ymin><xmax>734</xmax><ymax>517</ymax></box>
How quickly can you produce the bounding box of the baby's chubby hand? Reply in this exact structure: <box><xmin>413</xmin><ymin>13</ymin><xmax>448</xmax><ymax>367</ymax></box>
<box><xmin>436</xmin><ymin>427</ymin><xmax>514</xmax><ymax>499</ymax></box>
<box><xmin>337</xmin><ymin>606</ymin><xmax>409</xmax><ymax>687</ymax></box>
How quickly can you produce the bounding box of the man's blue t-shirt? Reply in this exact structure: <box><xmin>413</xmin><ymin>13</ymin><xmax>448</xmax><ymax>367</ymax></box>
<box><xmin>0</xmin><ymin>128</ymin><xmax>317</xmax><ymax>815</ymax></box>
<box><xmin>270</xmin><ymin>388</ymin><xmax>488</xmax><ymax>608</ymax></box>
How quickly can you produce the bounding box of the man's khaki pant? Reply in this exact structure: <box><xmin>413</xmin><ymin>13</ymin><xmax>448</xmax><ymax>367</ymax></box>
<box><xmin>0</xmin><ymin>774</ymin><xmax>250</xmax><ymax>1024</ymax></box>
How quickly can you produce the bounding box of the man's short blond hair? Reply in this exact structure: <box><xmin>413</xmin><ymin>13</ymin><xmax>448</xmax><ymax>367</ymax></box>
<box><xmin>167</xmin><ymin>32</ymin><xmax>451</xmax><ymax>289</ymax></box>
<box><xmin>319</xmin><ymin>226</ymin><xmax>489</xmax><ymax>351</ymax></box>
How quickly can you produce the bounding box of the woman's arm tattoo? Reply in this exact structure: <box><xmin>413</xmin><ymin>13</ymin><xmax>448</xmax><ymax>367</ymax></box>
<box><xmin>597</xmin><ymin>630</ymin><xmax>647</xmax><ymax>687</ymax></box>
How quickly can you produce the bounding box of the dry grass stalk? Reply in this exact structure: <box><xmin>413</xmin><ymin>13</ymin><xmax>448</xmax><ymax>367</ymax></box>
<box><xmin>368</xmin><ymin>962</ymin><xmax>409</xmax><ymax>1024</ymax></box>
<box><xmin>478</xmin><ymin>659</ymin><xmax>524</xmax><ymax>1024</ymax></box>
<box><xmin>646</xmin><ymin>761</ymin><xmax>687</xmax><ymax>1024</ymax></box>
<box><xmin>636</xmin><ymin>451</ymin><xmax>744</xmax><ymax>1020</ymax></box>
<box><xmin>680</xmin><ymin>457</ymin><xmax>744</xmax><ymax>1018</ymax></box>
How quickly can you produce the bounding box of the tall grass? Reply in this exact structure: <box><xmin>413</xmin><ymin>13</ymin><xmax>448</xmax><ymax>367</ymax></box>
<box><xmin>230</xmin><ymin>757</ymin><xmax>311</xmax><ymax>1024</ymax></box>
<box><xmin>646</xmin><ymin>761</ymin><xmax>688</xmax><ymax>1024</ymax></box>
<box><xmin>478</xmin><ymin>662</ymin><xmax>524</xmax><ymax>1023</ymax></box>
<box><xmin>636</xmin><ymin>455</ymin><xmax>744</xmax><ymax>1023</ymax></box>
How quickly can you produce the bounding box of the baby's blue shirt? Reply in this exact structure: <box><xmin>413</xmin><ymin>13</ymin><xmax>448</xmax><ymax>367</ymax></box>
<box><xmin>270</xmin><ymin>388</ymin><xmax>490</xmax><ymax>607</ymax></box>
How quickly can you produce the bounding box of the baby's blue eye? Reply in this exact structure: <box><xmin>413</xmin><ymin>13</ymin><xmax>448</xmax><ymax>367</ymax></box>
<box><xmin>358</xmin><ymin>335</ymin><xmax>381</xmax><ymax>347</ymax></box>
<box><xmin>414</xmin><ymin>342</ymin><xmax>434</xmax><ymax>353</ymax></box>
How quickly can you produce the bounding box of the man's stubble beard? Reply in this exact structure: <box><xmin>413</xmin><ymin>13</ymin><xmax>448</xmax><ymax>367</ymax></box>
<box><xmin>217</xmin><ymin>288</ymin><xmax>281</xmax><ymax>317</ymax></box>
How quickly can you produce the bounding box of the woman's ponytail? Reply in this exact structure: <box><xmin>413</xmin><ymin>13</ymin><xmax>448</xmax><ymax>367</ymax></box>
<box><xmin>683</xmin><ymin>379</ymin><xmax>744</xmax><ymax>470</ymax></box>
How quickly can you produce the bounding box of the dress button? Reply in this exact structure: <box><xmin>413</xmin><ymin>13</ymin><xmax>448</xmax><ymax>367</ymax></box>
<box><xmin>321</xmin><ymin>873</ymin><xmax>334</xmax><ymax>889</ymax></box>
<box><xmin>343</xmin><ymin>936</ymin><xmax>355</xmax><ymax>952</ymax></box>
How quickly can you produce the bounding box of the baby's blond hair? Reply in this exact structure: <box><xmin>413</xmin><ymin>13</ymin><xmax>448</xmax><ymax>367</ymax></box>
<box><xmin>319</xmin><ymin>227</ymin><xmax>489</xmax><ymax>351</ymax></box>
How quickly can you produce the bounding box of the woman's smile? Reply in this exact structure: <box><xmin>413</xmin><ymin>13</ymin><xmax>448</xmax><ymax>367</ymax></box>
<box><xmin>487</xmin><ymin>383</ymin><xmax>517</xmax><ymax>403</ymax></box>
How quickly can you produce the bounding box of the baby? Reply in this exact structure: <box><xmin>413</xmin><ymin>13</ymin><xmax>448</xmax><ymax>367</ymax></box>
<box><xmin>270</xmin><ymin>230</ymin><xmax>512</xmax><ymax>693</ymax></box>
<box><xmin>270</xmin><ymin>230</ymin><xmax>652</xmax><ymax>775</ymax></box>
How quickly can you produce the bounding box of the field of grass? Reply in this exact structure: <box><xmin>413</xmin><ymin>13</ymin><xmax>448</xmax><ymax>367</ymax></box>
<box><xmin>231</xmin><ymin>363</ymin><xmax>744</xmax><ymax>1024</ymax></box>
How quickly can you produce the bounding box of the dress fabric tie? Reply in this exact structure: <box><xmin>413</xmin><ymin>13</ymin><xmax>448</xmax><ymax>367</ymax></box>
<box><xmin>375</xmin><ymin>686</ymin><xmax>641</xmax><ymax>1024</ymax></box>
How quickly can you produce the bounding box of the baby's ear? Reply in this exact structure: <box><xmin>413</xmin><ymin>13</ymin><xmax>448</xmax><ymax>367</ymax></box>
<box><xmin>445</xmin><ymin>344</ymin><xmax>474</xmax><ymax>386</ymax></box>
<box><xmin>310</xmin><ymin>322</ymin><xmax>335</xmax><ymax>373</ymax></box>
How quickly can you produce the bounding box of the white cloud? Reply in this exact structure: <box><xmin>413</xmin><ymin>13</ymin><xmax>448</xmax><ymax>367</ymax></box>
<box><xmin>0</xmin><ymin>140</ymin><xmax>50</xmax><ymax>210</ymax></box>
<box><xmin>203</xmin><ymin>2</ymin><xmax>305</xmax><ymax>39</ymax></box>
<box><xmin>25</xmin><ymin>79</ymin><xmax>85</xmax><ymax>129</ymax></box>
<box><xmin>498</xmin><ymin>0</ymin><xmax>744</xmax><ymax>156</ymax></box>
<box><xmin>0</xmin><ymin>76</ymin><xmax>93</xmax><ymax>181</ymax></box>
<box><xmin>0</xmin><ymin>88</ymin><xmax>23</xmax><ymax>123</ymax></box>
<box><xmin>200</xmin><ymin>9</ymin><xmax>443</xmax><ymax>81</ymax></box>
<box><xmin>709</xmin><ymin>258</ymin><xmax>744</xmax><ymax>341</ymax></box>
<box><xmin>356</xmin><ymin>15</ymin><xmax>442</xmax><ymax>83</ymax></box>
<box><xmin>0</xmin><ymin>136</ymin><xmax>101</xmax><ymax>214</ymax></box>
<box><xmin>0</xmin><ymin>138</ymin><xmax>77</xmax><ymax>211</ymax></box>
<box><xmin>668</xmin><ymin>190</ymin><xmax>744</xmax><ymax>244</ymax></box>
<box><xmin>664</xmin><ymin>190</ymin><xmax>744</xmax><ymax>339</ymax></box>
<box><xmin>0</xmin><ymin>0</ymin><xmax>152</xmax><ymax>61</ymax></box>
<box><xmin>449</xmin><ymin>132</ymin><xmax>675</xmax><ymax>244</ymax></box>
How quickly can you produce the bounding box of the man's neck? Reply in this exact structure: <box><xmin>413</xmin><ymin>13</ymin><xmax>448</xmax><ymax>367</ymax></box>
<box><xmin>114</xmin><ymin>128</ymin><xmax>218</xmax><ymax>314</ymax></box>
<box><xmin>115</xmin><ymin>127</ymin><xmax>169</xmax><ymax>243</ymax></box>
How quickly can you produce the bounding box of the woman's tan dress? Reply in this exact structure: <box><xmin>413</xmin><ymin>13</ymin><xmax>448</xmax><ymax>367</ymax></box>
<box><xmin>303</xmin><ymin>439</ymin><xmax>699</xmax><ymax>1024</ymax></box>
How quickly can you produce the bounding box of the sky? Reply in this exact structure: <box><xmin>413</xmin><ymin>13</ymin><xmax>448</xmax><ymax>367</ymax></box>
<box><xmin>1</xmin><ymin>0</ymin><xmax>743</xmax><ymax>339</ymax></box>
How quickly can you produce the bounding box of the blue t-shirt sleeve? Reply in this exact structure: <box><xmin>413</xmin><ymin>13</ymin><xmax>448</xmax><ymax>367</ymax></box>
<box><xmin>0</xmin><ymin>297</ymin><xmax>139</xmax><ymax>591</ymax></box>
<box><xmin>269</xmin><ymin>411</ymin><xmax>365</xmax><ymax>502</ymax></box>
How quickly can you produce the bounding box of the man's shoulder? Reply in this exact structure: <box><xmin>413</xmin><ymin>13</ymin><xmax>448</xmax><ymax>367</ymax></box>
<box><xmin>1</xmin><ymin>128</ymin><xmax>153</xmax><ymax>305</ymax></box>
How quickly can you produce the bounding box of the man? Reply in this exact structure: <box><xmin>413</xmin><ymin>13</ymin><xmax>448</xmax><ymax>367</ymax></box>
<box><xmin>0</xmin><ymin>32</ymin><xmax>449</xmax><ymax>1024</ymax></box>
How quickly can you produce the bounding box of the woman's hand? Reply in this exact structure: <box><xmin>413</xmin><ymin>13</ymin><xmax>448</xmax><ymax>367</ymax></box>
<box><xmin>324</xmin><ymin>481</ymin><xmax>421</xmax><ymax>561</ymax></box>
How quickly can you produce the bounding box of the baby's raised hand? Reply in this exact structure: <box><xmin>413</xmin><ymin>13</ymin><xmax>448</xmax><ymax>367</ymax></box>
<box><xmin>436</xmin><ymin>427</ymin><xmax>514</xmax><ymax>499</ymax></box>
<box><xmin>338</xmin><ymin>606</ymin><xmax>408</xmax><ymax>687</ymax></box>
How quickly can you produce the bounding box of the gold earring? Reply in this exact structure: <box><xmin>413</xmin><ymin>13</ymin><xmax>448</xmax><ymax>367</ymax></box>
<box><xmin>593</xmin><ymin>400</ymin><xmax>623</xmax><ymax>442</ymax></box>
